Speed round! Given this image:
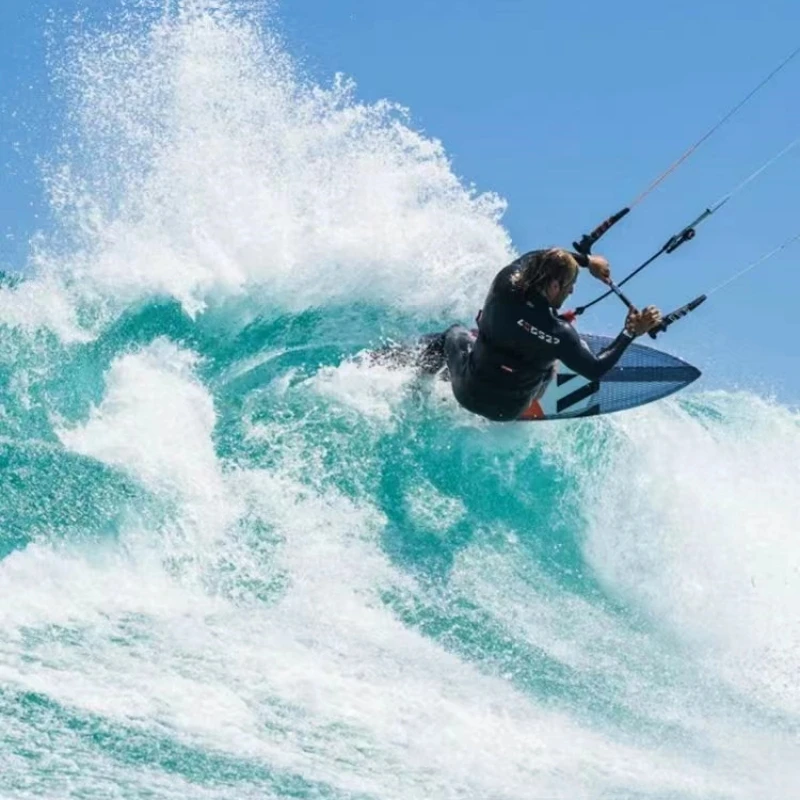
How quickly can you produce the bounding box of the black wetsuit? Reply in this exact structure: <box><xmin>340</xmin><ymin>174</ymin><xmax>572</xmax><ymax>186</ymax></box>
<box><xmin>437</xmin><ymin>254</ymin><xmax>636</xmax><ymax>421</ymax></box>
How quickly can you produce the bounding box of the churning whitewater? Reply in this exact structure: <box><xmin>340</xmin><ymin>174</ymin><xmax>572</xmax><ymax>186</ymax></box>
<box><xmin>1</xmin><ymin>3</ymin><xmax>799</xmax><ymax>799</ymax></box>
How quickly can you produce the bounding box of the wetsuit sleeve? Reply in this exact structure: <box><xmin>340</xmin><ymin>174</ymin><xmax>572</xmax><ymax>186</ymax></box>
<box><xmin>555</xmin><ymin>325</ymin><xmax>634</xmax><ymax>380</ymax></box>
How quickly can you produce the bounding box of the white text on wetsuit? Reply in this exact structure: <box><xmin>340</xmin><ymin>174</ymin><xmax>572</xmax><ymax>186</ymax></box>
<box><xmin>517</xmin><ymin>319</ymin><xmax>560</xmax><ymax>345</ymax></box>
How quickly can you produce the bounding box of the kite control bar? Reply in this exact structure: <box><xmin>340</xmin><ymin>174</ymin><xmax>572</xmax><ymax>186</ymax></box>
<box><xmin>571</xmin><ymin>208</ymin><xmax>706</xmax><ymax>339</ymax></box>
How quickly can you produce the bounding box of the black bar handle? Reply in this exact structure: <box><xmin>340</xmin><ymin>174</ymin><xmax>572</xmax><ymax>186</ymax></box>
<box><xmin>648</xmin><ymin>294</ymin><xmax>708</xmax><ymax>339</ymax></box>
<box><xmin>573</xmin><ymin>207</ymin><xmax>631</xmax><ymax>255</ymax></box>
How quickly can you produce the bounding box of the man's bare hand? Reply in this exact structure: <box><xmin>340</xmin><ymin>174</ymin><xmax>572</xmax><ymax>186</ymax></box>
<box><xmin>587</xmin><ymin>255</ymin><xmax>611</xmax><ymax>283</ymax></box>
<box><xmin>625</xmin><ymin>306</ymin><xmax>663</xmax><ymax>336</ymax></box>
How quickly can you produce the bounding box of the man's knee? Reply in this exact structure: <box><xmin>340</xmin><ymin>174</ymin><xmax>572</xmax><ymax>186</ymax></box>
<box><xmin>443</xmin><ymin>324</ymin><xmax>473</xmax><ymax>359</ymax></box>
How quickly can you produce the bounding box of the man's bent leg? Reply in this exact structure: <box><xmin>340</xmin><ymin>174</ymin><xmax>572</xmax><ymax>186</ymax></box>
<box><xmin>532</xmin><ymin>363</ymin><xmax>558</xmax><ymax>401</ymax></box>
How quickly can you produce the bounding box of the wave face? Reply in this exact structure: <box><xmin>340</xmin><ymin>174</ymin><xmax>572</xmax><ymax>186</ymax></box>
<box><xmin>1</xmin><ymin>4</ymin><xmax>798</xmax><ymax>798</ymax></box>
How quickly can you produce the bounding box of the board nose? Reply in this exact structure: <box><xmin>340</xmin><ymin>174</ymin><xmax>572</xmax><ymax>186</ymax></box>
<box><xmin>685</xmin><ymin>365</ymin><xmax>702</xmax><ymax>384</ymax></box>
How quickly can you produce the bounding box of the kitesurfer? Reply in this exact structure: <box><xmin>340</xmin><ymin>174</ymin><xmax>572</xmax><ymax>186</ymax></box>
<box><xmin>421</xmin><ymin>248</ymin><xmax>663</xmax><ymax>421</ymax></box>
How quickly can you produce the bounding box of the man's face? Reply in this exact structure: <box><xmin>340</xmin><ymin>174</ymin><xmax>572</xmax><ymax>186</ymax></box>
<box><xmin>547</xmin><ymin>268</ymin><xmax>578</xmax><ymax>308</ymax></box>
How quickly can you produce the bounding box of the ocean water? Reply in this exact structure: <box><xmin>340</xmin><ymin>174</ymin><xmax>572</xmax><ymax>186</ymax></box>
<box><xmin>1</xmin><ymin>4</ymin><xmax>799</xmax><ymax>798</ymax></box>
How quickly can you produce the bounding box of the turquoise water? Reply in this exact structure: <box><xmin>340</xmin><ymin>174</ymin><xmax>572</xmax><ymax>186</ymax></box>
<box><xmin>1</xmin><ymin>4</ymin><xmax>799</xmax><ymax>798</ymax></box>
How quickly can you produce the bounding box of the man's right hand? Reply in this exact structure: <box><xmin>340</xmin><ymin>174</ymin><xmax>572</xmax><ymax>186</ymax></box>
<box><xmin>625</xmin><ymin>306</ymin><xmax>662</xmax><ymax>336</ymax></box>
<box><xmin>587</xmin><ymin>255</ymin><xmax>611</xmax><ymax>283</ymax></box>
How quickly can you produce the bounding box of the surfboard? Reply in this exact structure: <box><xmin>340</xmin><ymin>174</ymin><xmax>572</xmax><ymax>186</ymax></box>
<box><xmin>520</xmin><ymin>333</ymin><xmax>701</xmax><ymax>420</ymax></box>
<box><xmin>369</xmin><ymin>331</ymin><xmax>701</xmax><ymax>421</ymax></box>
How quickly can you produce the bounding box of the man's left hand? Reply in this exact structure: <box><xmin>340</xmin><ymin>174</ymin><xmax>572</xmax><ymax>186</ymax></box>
<box><xmin>625</xmin><ymin>306</ymin><xmax>663</xmax><ymax>336</ymax></box>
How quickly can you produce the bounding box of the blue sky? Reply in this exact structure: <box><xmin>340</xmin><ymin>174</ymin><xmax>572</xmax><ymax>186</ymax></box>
<box><xmin>2</xmin><ymin>0</ymin><xmax>800</xmax><ymax>401</ymax></box>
